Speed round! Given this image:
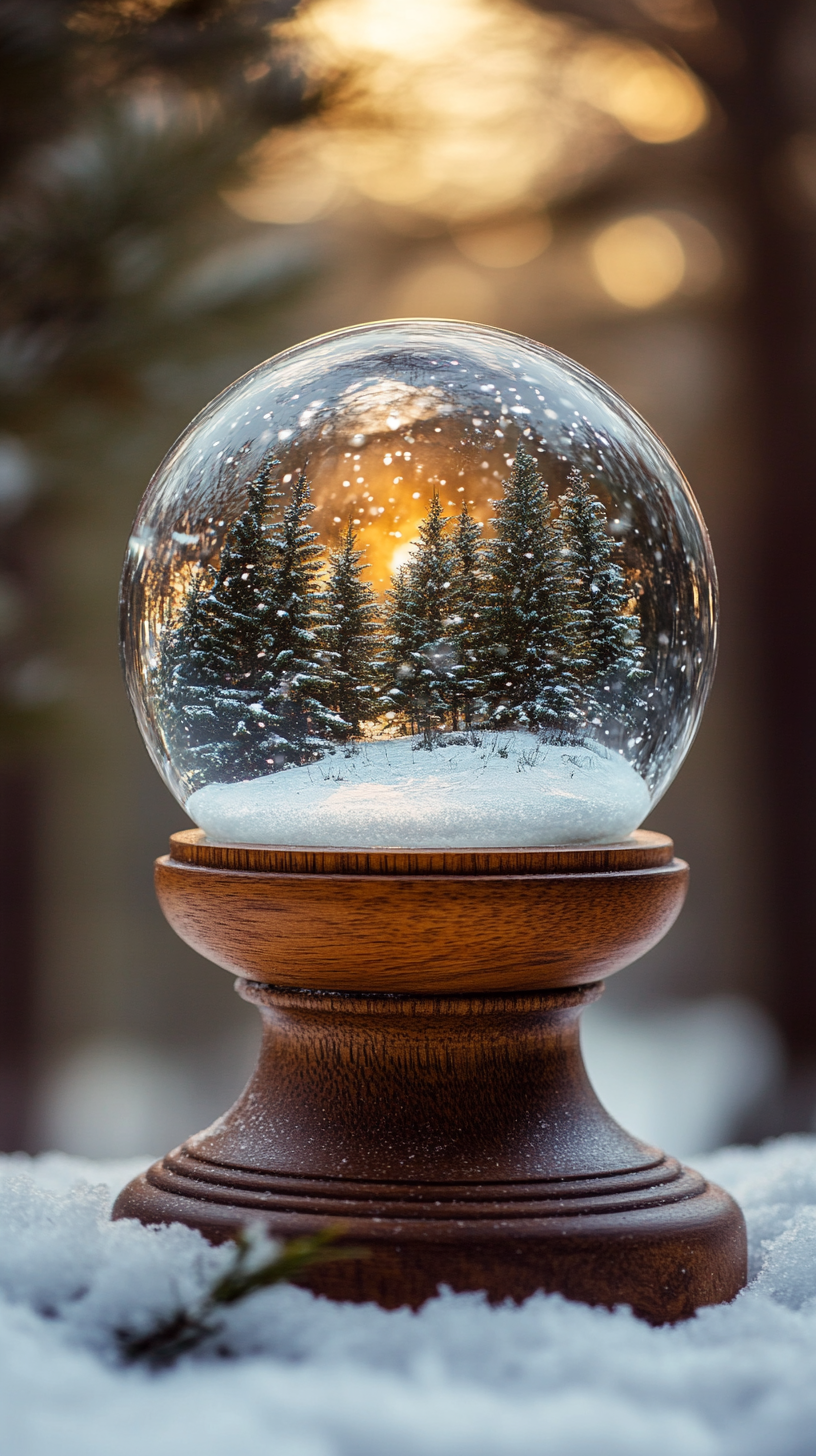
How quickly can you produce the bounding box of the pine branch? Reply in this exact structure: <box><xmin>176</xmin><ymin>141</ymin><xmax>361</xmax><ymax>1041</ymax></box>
<box><xmin>118</xmin><ymin>1224</ymin><xmax>364</xmax><ymax>1370</ymax></box>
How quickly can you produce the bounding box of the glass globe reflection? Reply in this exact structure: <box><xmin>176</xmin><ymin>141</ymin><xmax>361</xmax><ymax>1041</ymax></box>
<box><xmin>121</xmin><ymin>320</ymin><xmax>717</xmax><ymax>848</ymax></box>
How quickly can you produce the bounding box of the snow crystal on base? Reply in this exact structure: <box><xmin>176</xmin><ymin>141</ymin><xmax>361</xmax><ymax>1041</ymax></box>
<box><xmin>186</xmin><ymin>733</ymin><xmax>651</xmax><ymax>848</ymax></box>
<box><xmin>6</xmin><ymin>1138</ymin><xmax>816</xmax><ymax>1456</ymax></box>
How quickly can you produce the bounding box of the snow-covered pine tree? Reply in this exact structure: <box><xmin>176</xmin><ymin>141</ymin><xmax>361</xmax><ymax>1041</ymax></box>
<box><xmin>162</xmin><ymin>452</ymin><xmax>283</xmax><ymax>787</ymax></box>
<box><xmin>379</xmin><ymin>493</ymin><xmax>458</xmax><ymax>739</ymax></box>
<box><xmin>447</xmin><ymin>502</ymin><xmax>487</xmax><ymax>729</ymax></box>
<box><xmin>378</xmin><ymin>564</ymin><xmax>421</xmax><ymax>734</ymax></box>
<box><xmin>260</xmin><ymin>470</ymin><xmax>344</xmax><ymax>758</ymax></box>
<box><xmin>481</xmin><ymin>446</ymin><xmax>578</xmax><ymax>732</ymax></box>
<box><xmin>158</xmin><ymin>561</ymin><xmax>213</xmax><ymax>779</ymax></box>
<box><xmin>555</xmin><ymin>469</ymin><xmax>644</xmax><ymax>720</ymax></box>
<box><xmin>319</xmin><ymin>522</ymin><xmax>381</xmax><ymax>737</ymax></box>
<box><xmin>163</xmin><ymin>558</ymin><xmax>211</xmax><ymax>690</ymax></box>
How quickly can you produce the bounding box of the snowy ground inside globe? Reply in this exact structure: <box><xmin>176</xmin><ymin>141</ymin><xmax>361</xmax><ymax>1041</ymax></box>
<box><xmin>186</xmin><ymin>733</ymin><xmax>651</xmax><ymax>848</ymax></box>
<box><xmin>5</xmin><ymin>1138</ymin><xmax>816</xmax><ymax>1456</ymax></box>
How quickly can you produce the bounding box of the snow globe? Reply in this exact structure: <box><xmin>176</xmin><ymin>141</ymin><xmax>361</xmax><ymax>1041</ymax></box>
<box><xmin>115</xmin><ymin>321</ymin><xmax>744</xmax><ymax>1322</ymax></box>
<box><xmin>121</xmin><ymin>319</ymin><xmax>716</xmax><ymax>850</ymax></box>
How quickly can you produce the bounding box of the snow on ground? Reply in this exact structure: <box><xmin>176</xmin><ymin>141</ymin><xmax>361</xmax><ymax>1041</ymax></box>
<box><xmin>4</xmin><ymin>1139</ymin><xmax>816</xmax><ymax>1456</ymax></box>
<box><xmin>187</xmin><ymin>733</ymin><xmax>651</xmax><ymax>847</ymax></box>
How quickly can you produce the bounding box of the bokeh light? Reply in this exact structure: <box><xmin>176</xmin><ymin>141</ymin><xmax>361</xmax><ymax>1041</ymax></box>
<box><xmin>590</xmin><ymin>215</ymin><xmax>687</xmax><ymax>309</ymax></box>
<box><xmin>567</xmin><ymin>37</ymin><xmax>709</xmax><ymax>144</ymax></box>
<box><xmin>452</xmin><ymin>217</ymin><xmax>553</xmax><ymax>269</ymax></box>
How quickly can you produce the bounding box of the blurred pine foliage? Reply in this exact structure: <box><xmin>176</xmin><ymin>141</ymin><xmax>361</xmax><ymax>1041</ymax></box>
<box><xmin>0</xmin><ymin>0</ymin><xmax>332</xmax><ymax>1149</ymax></box>
<box><xmin>0</xmin><ymin>0</ymin><xmax>326</xmax><ymax>744</ymax></box>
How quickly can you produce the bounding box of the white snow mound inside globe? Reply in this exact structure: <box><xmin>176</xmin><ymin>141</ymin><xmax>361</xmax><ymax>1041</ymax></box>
<box><xmin>186</xmin><ymin>733</ymin><xmax>650</xmax><ymax>849</ymax></box>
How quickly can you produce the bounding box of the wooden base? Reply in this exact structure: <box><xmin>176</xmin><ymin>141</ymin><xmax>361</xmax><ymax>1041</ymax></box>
<box><xmin>152</xmin><ymin>829</ymin><xmax>689</xmax><ymax>993</ymax></box>
<box><xmin>113</xmin><ymin>831</ymin><xmax>746</xmax><ymax>1321</ymax></box>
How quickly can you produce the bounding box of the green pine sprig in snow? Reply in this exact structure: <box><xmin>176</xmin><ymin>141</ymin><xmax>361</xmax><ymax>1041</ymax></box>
<box><xmin>118</xmin><ymin>1225</ymin><xmax>361</xmax><ymax>1370</ymax></box>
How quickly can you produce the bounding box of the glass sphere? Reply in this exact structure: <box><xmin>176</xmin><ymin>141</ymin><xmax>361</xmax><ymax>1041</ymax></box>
<box><xmin>121</xmin><ymin>320</ymin><xmax>717</xmax><ymax>849</ymax></box>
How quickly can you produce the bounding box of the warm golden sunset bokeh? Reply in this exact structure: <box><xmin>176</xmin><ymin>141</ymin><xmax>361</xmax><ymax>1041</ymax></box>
<box><xmin>307</xmin><ymin>430</ymin><xmax>501</xmax><ymax>589</ymax></box>
<box><xmin>224</xmin><ymin>0</ymin><xmax>710</xmax><ymax>229</ymax></box>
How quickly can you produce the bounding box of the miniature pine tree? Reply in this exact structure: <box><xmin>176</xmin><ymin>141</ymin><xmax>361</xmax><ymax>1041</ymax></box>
<box><xmin>160</xmin><ymin>455</ymin><xmax>343</xmax><ymax>785</ymax></box>
<box><xmin>379</xmin><ymin>494</ymin><xmax>458</xmax><ymax>740</ymax></box>
<box><xmin>319</xmin><ymin>522</ymin><xmax>381</xmax><ymax>737</ymax></box>
<box><xmin>162</xmin><ymin>453</ymin><xmax>283</xmax><ymax>786</ymax></box>
<box><xmin>555</xmin><ymin>470</ymin><xmax>644</xmax><ymax>719</ymax></box>
<box><xmin>158</xmin><ymin>562</ymin><xmax>211</xmax><ymax>779</ymax></box>
<box><xmin>447</xmin><ymin>502</ymin><xmax>487</xmax><ymax>729</ymax></box>
<box><xmin>260</xmin><ymin>470</ymin><xmax>344</xmax><ymax>757</ymax></box>
<box><xmin>378</xmin><ymin>564</ymin><xmax>421</xmax><ymax>733</ymax></box>
<box><xmin>196</xmin><ymin>461</ymin><xmax>281</xmax><ymax>678</ymax></box>
<box><xmin>480</xmin><ymin>446</ymin><xmax>578</xmax><ymax>731</ymax></box>
<box><xmin>162</xmin><ymin>560</ymin><xmax>210</xmax><ymax>687</ymax></box>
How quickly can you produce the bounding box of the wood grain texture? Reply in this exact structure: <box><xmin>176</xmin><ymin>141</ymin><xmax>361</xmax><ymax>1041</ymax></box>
<box><xmin>169</xmin><ymin>827</ymin><xmax>674</xmax><ymax>877</ymax></box>
<box><xmin>155</xmin><ymin>841</ymin><xmax>688</xmax><ymax>993</ymax></box>
<box><xmin>114</xmin><ymin>982</ymin><xmax>746</xmax><ymax>1322</ymax></box>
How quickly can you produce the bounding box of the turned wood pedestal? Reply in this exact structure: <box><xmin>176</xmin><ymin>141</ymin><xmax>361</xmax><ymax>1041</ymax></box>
<box><xmin>113</xmin><ymin>829</ymin><xmax>747</xmax><ymax>1323</ymax></box>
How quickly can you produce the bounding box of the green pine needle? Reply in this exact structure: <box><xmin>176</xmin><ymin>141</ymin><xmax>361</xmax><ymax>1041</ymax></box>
<box><xmin>118</xmin><ymin>1225</ymin><xmax>365</xmax><ymax>1370</ymax></box>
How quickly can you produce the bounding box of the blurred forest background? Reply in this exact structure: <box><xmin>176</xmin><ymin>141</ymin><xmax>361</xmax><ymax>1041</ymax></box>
<box><xmin>1</xmin><ymin>0</ymin><xmax>813</xmax><ymax>1159</ymax></box>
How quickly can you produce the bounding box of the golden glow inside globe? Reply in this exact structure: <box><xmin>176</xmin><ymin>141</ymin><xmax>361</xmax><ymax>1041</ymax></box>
<box><xmin>121</xmin><ymin>319</ymin><xmax>717</xmax><ymax>849</ymax></box>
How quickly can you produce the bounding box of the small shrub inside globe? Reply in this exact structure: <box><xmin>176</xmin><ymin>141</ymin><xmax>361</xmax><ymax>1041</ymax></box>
<box><xmin>121</xmin><ymin>320</ymin><xmax>717</xmax><ymax>850</ymax></box>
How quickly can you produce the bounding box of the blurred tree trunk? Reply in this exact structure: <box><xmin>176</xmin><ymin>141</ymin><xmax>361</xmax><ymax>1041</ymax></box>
<box><xmin>0</xmin><ymin>766</ymin><xmax>37</xmax><ymax>1150</ymax></box>
<box><xmin>713</xmin><ymin>0</ymin><xmax>816</xmax><ymax>1118</ymax></box>
<box><xmin>559</xmin><ymin>0</ymin><xmax>816</xmax><ymax>1119</ymax></box>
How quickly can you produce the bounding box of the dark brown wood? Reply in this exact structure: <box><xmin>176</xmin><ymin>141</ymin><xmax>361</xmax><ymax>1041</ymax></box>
<box><xmin>155</xmin><ymin>833</ymin><xmax>688</xmax><ymax>993</ymax></box>
<box><xmin>115</xmin><ymin>978</ymin><xmax>745</xmax><ymax>1321</ymax></box>
<box><xmin>113</xmin><ymin>830</ymin><xmax>746</xmax><ymax>1321</ymax></box>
